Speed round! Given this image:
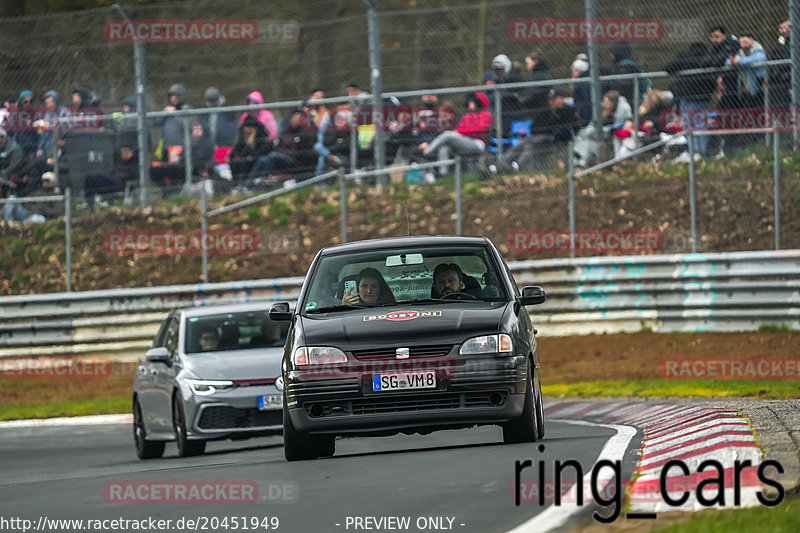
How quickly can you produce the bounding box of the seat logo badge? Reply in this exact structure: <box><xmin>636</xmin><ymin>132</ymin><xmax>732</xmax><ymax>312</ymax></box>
<box><xmin>396</xmin><ymin>348</ymin><xmax>410</xmax><ymax>359</ymax></box>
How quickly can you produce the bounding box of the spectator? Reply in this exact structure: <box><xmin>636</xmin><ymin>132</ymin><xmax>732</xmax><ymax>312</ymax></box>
<box><xmin>35</xmin><ymin>90</ymin><xmax>70</xmax><ymax>160</ymax></box>
<box><xmin>497</xmin><ymin>87</ymin><xmax>582</xmax><ymax>173</ymax></box>
<box><xmin>665</xmin><ymin>42</ymin><xmax>717</xmax><ymax>157</ymax></box>
<box><xmin>571</xmin><ymin>53</ymin><xmax>592</xmax><ymax>126</ymax></box>
<box><xmin>320</xmin><ymin>106</ymin><xmax>354</xmax><ymax>172</ymax></box>
<box><xmin>239</xmin><ymin>91</ymin><xmax>278</xmax><ymax>141</ymax></box>
<box><xmin>726</xmin><ymin>31</ymin><xmax>766</xmax><ymax>108</ymax></box>
<box><xmin>607</xmin><ymin>41</ymin><xmax>649</xmax><ymax>106</ymax></box>
<box><xmin>112</xmin><ymin>95</ymin><xmax>138</xmax><ymax>137</ymax></box>
<box><xmin>228</xmin><ymin>115</ymin><xmax>272</xmax><ymax>184</ymax></box>
<box><xmin>202</xmin><ymin>86</ymin><xmax>238</xmax><ymax>146</ymax></box>
<box><xmin>573</xmin><ymin>90</ymin><xmax>632</xmax><ymax>168</ymax></box>
<box><xmin>0</xmin><ymin>128</ymin><xmax>25</xmax><ymax>196</ymax></box>
<box><xmin>771</xmin><ymin>19</ymin><xmax>792</xmax><ymax>109</ymax></box>
<box><xmin>84</xmin><ymin>140</ymin><xmax>138</xmax><ymax>209</ymax></box>
<box><xmin>15</xmin><ymin>90</ymin><xmax>38</xmax><ymax>158</ymax></box>
<box><xmin>0</xmin><ymin>93</ymin><xmax>16</xmax><ymax>131</ymax></box>
<box><xmin>150</xmin><ymin>119</ymin><xmax>213</xmax><ymax>191</ymax></box>
<box><xmin>489</xmin><ymin>53</ymin><xmax>526</xmax><ymax>134</ymax></box>
<box><xmin>419</xmin><ymin>92</ymin><xmax>492</xmax><ymax>179</ymax></box>
<box><xmin>240</xmin><ymin>108</ymin><xmax>317</xmax><ymax>192</ymax></box>
<box><xmin>638</xmin><ymin>89</ymin><xmax>674</xmax><ymax>134</ymax></box>
<box><xmin>519</xmin><ymin>49</ymin><xmax>552</xmax><ymax>115</ymax></box>
<box><xmin>155</xmin><ymin>83</ymin><xmax>191</xmax><ymax>159</ymax></box>
<box><xmin>708</xmin><ymin>24</ymin><xmax>741</xmax><ymax>109</ymax></box>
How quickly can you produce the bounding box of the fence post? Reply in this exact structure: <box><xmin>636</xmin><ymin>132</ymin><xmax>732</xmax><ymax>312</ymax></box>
<box><xmin>339</xmin><ymin>166</ymin><xmax>347</xmax><ymax>243</ymax></box>
<box><xmin>633</xmin><ymin>76</ymin><xmax>640</xmax><ymax>149</ymax></box>
<box><xmin>455</xmin><ymin>156</ymin><xmax>462</xmax><ymax>235</ymax></box>
<box><xmin>688</xmin><ymin>131</ymin><xmax>698</xmax><ymax>253</ymax></box>
<box><xmin>183</xmin><ymin>116</ymin><xmax>192</xmax><ymax>193</ymax></box>
<box><xmin>201</xmin><ymin>178</ymin><xmax>209</xmax><ymax>282</ymax></box>
<box><xmin>64</xmin><ymin>187</ymin><xmax>72</xmax><ymax>292</ymax></box>
<box><xmin>568</xmin><ymin>143</ymin><xmax>576</xmax><ymax>259</ymax></box>
<box><xmin>493</xmin><ymin>89</ymin><xmax>503</xmax><ymax>159</ymax></box>
<box><xmin>774</xmin><ymin>126</ymin><xmax>781</xmax><ymax>250</ymax></box>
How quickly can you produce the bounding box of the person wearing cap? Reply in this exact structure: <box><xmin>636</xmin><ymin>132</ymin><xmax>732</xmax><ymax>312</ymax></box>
<box><xmin>0</xmin><ymin>128</ymin><xmax>25</xmax><ymax>194</ymax></box>
<box><xmin>14</xmin><ymin>91</ymin><xmax>39</xmax><ymax>159</ymax></box>
<box><xmin>570</xmin><ymin>53</ymin><xmax>592</xmax><ymax>126</ymax></box>
<box><xmin>496</xmin><ymin>87</ymin><xmax>582</xmax><ymax>174</ymax></box>
<box><xmin>154</xmin><ymin>83</ymin><xmax>191</xmax><ymax>160</ymax></box>
<box><xmin>488</xmin><ymin>53</ymin><xmax>526</xmax><ymax>135</ymax></box>
<box><xmin>202</xmin><ymin>86</ymin><xmax>237</xmax><ymax>146</ymax></box>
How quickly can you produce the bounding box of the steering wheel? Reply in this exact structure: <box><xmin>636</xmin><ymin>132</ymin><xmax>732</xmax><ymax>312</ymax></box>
<box><xmin>440</xmin><ymin>291</ymin><xmax>477</xmax><ymax>300</ymax></box>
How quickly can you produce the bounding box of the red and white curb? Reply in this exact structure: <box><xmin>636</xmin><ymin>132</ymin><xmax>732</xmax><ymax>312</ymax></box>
<box><xmin>545</xmin><ymin>401</ymin><xmax>765</xmax><ymax>512</ymax></box>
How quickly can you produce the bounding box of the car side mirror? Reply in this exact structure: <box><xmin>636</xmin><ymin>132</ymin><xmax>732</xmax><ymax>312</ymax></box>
<box><xmin>269</xmin><ymin>301</ymin><xmax>292</xmax><ymax>321</ymax></box>
<box><xmin>145</xmin><ymin>346</ymin><xmax>171</xmax><ymax>364</ymax></box>
<box><xmin>519</xmin><ymin>286</ymin><xmax>546</xmax><ymax>306</ymax></box>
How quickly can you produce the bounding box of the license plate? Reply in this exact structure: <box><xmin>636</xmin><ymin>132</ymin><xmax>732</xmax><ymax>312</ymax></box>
<box><xmin>258</xmin><ymin>394</ymin><xmax>282</xmax><ymax>410</ymax></box>
<box><xmin>372</xmin><ymin>371</ymin><xmax>436</xmax><ymax>391</ymax></box>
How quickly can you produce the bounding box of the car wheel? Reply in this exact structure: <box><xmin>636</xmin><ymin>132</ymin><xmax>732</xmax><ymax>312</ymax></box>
<box><xmin>133</xmin><ymin>399</ymin><xmax>165</xmax><ymax>459</ymax></box>
<box><xmin>172</xmin><ymin>395</ymin><xmax>206</xmax><ymax>457</ymax></box>
<box><xmin>283</xmin><ymin>400</ymin><xmax>326</xmax><ymax>461</ymax></box>
<box><xmin>502</xmin><ymin>363</ymin><xmax>539</xmax><ymax>444</ymax></box>
<box><xmin>535</xmin><ymin>377</ymin><xmax>545</xmax><ymax>439</ymax></box>
<box><xmin>318</xmin><ymin>436</ymin><xmax>336</xmax><ymax>458</ymax></box>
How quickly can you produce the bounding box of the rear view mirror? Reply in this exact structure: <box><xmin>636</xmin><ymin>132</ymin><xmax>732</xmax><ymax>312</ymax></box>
<box><xmin>269</xmin><ymin>302</ymin><xmax>292</xmax><ymax>321</ymax></box>
<box><xmin>519</xmin><ymin>286</ymin><xmax>546</xmax><ymax>306</ymax></box>
<box><xmin>386</xmin><ymin>253</ymin><xmax>424</xmax><ymax>267</ymax></box>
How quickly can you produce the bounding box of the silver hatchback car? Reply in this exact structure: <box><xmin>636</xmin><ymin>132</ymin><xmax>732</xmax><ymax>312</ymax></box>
<box><xmin>133</xmin><ymin>303</ymin><xmax>288</xmax><ymax>459</ymax></box>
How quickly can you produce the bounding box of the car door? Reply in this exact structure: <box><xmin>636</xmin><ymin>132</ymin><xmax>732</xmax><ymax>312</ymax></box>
<box><xmin>139</xmin><ymin>314</ymin><xmax>181</xmax><ymax>435</ymax></box>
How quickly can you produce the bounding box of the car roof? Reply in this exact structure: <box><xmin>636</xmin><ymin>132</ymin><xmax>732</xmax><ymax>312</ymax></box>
<box><xmin>318</xmin><ymin>235</ymin><xmax>492</xmax><ymax>256</ymax></box>
<box><xmin>175</xmin><ymin>302</ymin><xmax>271</xmax><ymax>319</ymax></box>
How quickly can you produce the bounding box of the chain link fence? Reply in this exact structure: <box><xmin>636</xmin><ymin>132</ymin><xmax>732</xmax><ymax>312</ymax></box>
<box><xmin>0</xmin><ymin>0</ymin><xmax>798</xmax><ymax>292</ymax></box>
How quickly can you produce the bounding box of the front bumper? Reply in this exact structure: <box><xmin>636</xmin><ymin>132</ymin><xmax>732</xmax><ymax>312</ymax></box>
<box><xmin>285</xmin><ymin>354</ymin><xmax>528</xmax><ymax>435</ymax></box>
<box><xmin>185</xmin><ymin>384</ymin><xmax>282</xmax><ymax>438</ymax></box>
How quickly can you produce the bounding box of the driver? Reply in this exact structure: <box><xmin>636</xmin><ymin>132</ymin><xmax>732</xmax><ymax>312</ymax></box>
<box><xmin>432</xmin><ymin>263</ymin><xmax>465</xmax><ymax>298</ymax></box>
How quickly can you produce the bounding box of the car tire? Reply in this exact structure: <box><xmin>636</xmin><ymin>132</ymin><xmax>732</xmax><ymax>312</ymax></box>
<box><xmin>133</xmin><ymin>399</ymin><xmax>165</xmax><ymax>459</ymax></box>
<box><xmin>172</xmin><ymin>395</ymin><xmax>206</xmax><ymax>457</ymax></box>
<box><xmin>283</xmin><ymin>400</ymin><xmax>326</xmax><ymax>461</ymax></box>
<box><xmin>535</xmin><ymin>377</ymin><xmax>545</xmax><ymax>439</ymax></box>
<box><xmin>502</xmin><ymin>363</ymin><xmax>539</xmax><ymax>444</ymax></box>
<box><xmin>318</xmin><ymin>436</ymin><xmax>336</xmax><ymax>458</ymax></box>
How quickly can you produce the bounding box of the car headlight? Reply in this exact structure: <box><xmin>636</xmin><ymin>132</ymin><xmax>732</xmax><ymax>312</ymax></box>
<box><xmin>186</xmin><ymin>379</ymin><xmax>235</xmax><ymax>396</ymax></box>
<box><xmin>459</xmin><ymin>334</ymin><xmax>513</xmax><ymax>355</ymax></box>
<box><xmin>292</xmin><ymin>346</ymin><xmax>348</xmax><ymax>366</ymax></box>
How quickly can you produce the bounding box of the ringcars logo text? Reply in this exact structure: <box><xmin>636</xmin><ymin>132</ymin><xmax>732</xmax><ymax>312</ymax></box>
<box><xmin>509</xmin><ymin>229</ymin><xmax>663</xmax><ymax>255</ymax></box>
<box><xmin>104</xmin><ymin>230</ymin><xmax>258</xmax><ymax>255</ymax></box>
<box><xmin>509</xmin><ymin>18</ymin><xmax>663</xmax><ymax>42</ymax></box>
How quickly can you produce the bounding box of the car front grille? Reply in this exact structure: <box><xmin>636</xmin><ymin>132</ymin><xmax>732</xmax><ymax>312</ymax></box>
<box><xmin>351</xmin><ymin>344</ymin><xmax>453</xmax><ymax>360</ymax></box>
<box><xmin>304</xmin><ymin>391</ymin><xmax>508</xmax><ymax>417</ymax></box>
<box><xmin>197</xmin><ymin>406</ymin><xmax>281</xmax><ymax>430</ymax></box>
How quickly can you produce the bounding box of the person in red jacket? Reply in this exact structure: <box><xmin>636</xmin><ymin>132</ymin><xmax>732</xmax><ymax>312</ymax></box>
<box><xmin>419</xmin><ymin>92</ymin><xmax>492</xmax><ymax>179</ymax></box>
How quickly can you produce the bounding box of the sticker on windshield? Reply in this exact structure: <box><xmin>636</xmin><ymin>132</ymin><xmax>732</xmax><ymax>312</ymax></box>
<box><xmin>305</xmin><ymin>302</ymin><xmax>318</xmax><ymax>311</ymax></box>
<box><xmin>363</xmin><ymin>310</ymin><xmax>442</xmax><ymax>322</ymax></box>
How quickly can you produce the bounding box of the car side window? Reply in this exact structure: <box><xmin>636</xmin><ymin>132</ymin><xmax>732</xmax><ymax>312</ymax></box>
<box><xmin>164</xmin><ymin>317</ymin><xmax>180</xmax><ymax>359</ymax></box>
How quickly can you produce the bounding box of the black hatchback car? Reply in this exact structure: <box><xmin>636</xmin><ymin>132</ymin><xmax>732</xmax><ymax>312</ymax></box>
<box><xmin>269</xmin><ymin>235</ymin><xmax>546</xmax><ymax>461</ymax></box>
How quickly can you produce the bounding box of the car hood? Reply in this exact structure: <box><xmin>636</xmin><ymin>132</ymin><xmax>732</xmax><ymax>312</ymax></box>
<box><xmin>299</xmin><ymin>302</ymin><xmax>508</xmax><ymax>349</ymax></box>
<box><xmin>181</xmin><ymin>347</ymin><xmax>283</xmax><ymax>380</ymax></box>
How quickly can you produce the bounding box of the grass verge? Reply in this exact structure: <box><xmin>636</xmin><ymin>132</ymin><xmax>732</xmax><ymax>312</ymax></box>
<box><xmin>0</xmin><ymin>397</ymin><xmax>129</xmax><ymax>422</ymax></box>
<box><xmin>648</xmin><ymin>495</ymin><xmax>800</xmax><ymax>533</ymax></box>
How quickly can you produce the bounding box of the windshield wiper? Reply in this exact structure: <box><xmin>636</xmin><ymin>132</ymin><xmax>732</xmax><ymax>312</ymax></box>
<box><xmin>400</xmin><ymin>298</ymin><xmax>451</xmax><ymax>305</ymax></box>
<box><xmin>306</xmin><ymin>304</ymin><xmax>366</xmax><ymax>314</ymax></box>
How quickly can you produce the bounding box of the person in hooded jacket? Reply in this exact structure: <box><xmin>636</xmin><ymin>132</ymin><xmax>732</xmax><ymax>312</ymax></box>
<box><xmin>35</xmin><ymin>90</ymin><xmax>70</xmax><ymax>159</ymax></box>
<box><xmin>239</xmin><ymin>91</ymin><xmax>278</xmax><ymax>141</ymax></box>
<box><xmin>606</xmin><ymin>41</ymin><xmax>647</xmax><ymax>107</ymax></box>
<box><xmin>202</xmin><ymin>87</ymin><xmax>238</xmax><ymax>146</ymax></box>
<box><xmin>419</xmin><ymin>92</ymin><xmax>492</xmax><ymax>178</ymax></box>
<box><xmin>155</xmin><ymin>83</ymin><xmax>191</xmax><ymax>155</ymax></box>
<box><xmin>228</xmin><ymin>115</ymin><xmax>272</xmax><ymax>183</ymax></box>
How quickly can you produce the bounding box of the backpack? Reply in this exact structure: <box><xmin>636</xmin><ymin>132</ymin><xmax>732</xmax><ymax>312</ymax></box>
<box><xmin>619</xmin><ymin>59</ymin><xmax>653</xmax><ymax>102</ymax></box>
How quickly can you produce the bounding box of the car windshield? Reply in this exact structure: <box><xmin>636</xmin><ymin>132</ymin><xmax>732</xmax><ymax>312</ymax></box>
<box><xmin>302</xmin><ymin>244</ymin><xmax>508</xmax><ymax>312</ymax></box>
<box><xmin>185</xmin><ymin>310</ymin><xmax>289</xmax><ymax>354</ymax></box>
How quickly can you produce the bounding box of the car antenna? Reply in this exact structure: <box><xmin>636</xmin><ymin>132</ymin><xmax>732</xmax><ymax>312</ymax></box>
<box><xmin>405</xmin><ymin>200</ymin><xmax>412</xmax><ymax>236</ymax></box>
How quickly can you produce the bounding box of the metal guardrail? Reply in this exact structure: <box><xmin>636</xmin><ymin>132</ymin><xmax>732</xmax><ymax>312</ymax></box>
<box><xmin>1</xmin><ymin>250</ymin><xmax>798</xmax><ymax>360</ymax></box>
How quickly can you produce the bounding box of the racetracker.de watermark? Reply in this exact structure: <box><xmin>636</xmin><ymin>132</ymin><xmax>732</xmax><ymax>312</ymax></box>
<box><xmin>661</xmin><ymin>108</ymin><xmax>800</xmax><ymax>132</ymax></box>
<box><xmin>314</xmin><ymin>107</ymin><xmax>457</xmax><ymax>132</ymax></box>
<box><xmin>104</xmin><ymin>230</ymin><xmax>259</xmax><ymax>255</ymax></box>
<box><xmin>3</xmin><ymin>109</ymin><xmax>103</xmax><ymax>132</ymax></box>
<box><xmin>0</xmin><ymin>357</ymin><xmax>117</xmax><ymax>380</ymax></box>
<box><xmin>662</xmin><ymin>357</ymin><xmax>800</xmax><ymax>380</ymax></box>
<box><xmin>509</xmin><ymin>18</ymin><xmax>663</xmax><ymax>42</ymax></box>
<box><xmin>508</xmin><ymin>229</ymin><xmax>664</xmax><ymax>255</ymax></box>
<box><xmin>104</xmin><ymin>480</ymin><xmax>298</xmax><ymax>504</ymax></box>
<box><xmin>104</xmin><ymin>19</ymin><xmax>258</xmax><ymax>43</ymax></box>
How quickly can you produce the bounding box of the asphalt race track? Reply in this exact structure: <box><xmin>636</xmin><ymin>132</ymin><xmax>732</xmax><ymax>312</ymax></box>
<box><xmin>0</xmin><ymin>419</ymin><xmax>640</xmax><ymax>533</ymax></box>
